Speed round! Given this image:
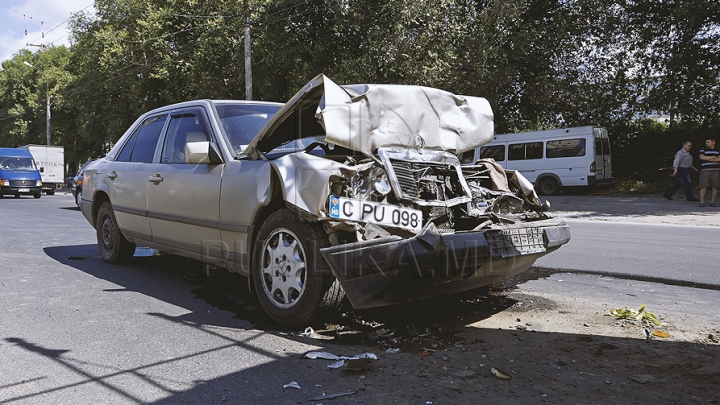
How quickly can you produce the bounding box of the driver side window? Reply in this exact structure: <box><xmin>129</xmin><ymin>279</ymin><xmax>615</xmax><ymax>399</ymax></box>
<box><xmin>161</xmin><ymin>110</ymin><xmax>210</xmax><ymax>164</ymax></box>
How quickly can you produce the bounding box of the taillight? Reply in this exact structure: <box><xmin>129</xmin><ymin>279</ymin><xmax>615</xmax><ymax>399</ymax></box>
<box><xmin>590</xmin><ymin>161</ymin><xmax>596</xmax><ymax>172</ymax></box>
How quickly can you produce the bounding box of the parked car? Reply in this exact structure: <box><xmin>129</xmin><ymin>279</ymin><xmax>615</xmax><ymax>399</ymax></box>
<box><xmin>72</xmin><ymin>160</ymin><xmax>96</xmax><ymax>206</ymax></box>
<box><xmin>79</xmin><ymin>75</ymin><xmax>570</xmax><ymax>326</ymax></box>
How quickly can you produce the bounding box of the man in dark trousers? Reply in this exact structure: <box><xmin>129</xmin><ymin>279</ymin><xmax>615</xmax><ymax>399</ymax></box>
<box><xmin>663</xmin><ymin>141</ymin><xmax>699</xmax><ymax>201</ymax></box>
<box><xmin>698</xmin><ymin>138</ymin><xmax>720</xmax><ymax>207</ymax></box>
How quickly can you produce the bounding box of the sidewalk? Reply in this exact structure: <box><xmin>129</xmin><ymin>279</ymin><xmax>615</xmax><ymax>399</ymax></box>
<box><xmin>545</xmin><ymin>194</ymin><xmax>720</xmax><ymax>227</ymax></box>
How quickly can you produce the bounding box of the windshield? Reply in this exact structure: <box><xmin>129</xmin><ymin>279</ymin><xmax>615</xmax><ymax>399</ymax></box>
<box><xmin>215</xmin><ymin>104</ymin><xmax>281</xmax><ymax>155</ymax></box>
<box><xmin>0</xmin><ymin>157</ymin><xmax>37</xmax><ymax>171</ymax></box>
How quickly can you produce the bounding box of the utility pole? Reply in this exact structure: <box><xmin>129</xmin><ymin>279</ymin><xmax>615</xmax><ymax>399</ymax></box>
<box><xmin>244</xmin><ymin>0</ymin><xmax>252</xmax><ymax>100</ymax></box>
<box><xmin>23</xmin><ymin>61</ymin><xmax>51</xmax><ymax>146</ymax></box>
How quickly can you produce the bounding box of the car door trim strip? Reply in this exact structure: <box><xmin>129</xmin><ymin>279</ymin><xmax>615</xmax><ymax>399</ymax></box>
<box><xmin>113</xmin><ymin>205</ymin><xmax>249</xmax><ymax>232</ymax></box>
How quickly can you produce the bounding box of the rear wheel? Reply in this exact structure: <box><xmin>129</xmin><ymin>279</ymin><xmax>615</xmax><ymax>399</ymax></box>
<box><xmin>252</xmin><ymin>209</ymin><xmax>343</xmax><ymax>326</ymax></box>
<box><xmin>537</xmin><ymin>177</ymin><xmax>561</xmax><ymax>196</ymax></box>
<box><xmin>96</xmin><ymin>202</ymin><xmax>136</xmax><ymax>263</ymax></box>
<box><xmin>33</xmin><ymin>193</ymin><xmax>41</xmax><ymax>199</ymax></box>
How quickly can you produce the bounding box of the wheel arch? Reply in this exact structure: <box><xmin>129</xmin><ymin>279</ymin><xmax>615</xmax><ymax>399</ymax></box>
<box><xmin>91</xmin><ymin>191</ymin><xmax>111</xmax><ymax>227</ymax></box>
<box><xmin>247</xmin><ymin>168</ymin><xmax>290</xmax><ymax>277</ymax></box>
<box><xmin>534</xmin><ymin>173</ymin><xmax>562</xmax><ymax>186</ymax></box>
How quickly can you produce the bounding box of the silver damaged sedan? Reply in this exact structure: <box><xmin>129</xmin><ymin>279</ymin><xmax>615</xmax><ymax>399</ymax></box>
<box><xmin>80</xmin><ymin>75</ymin><xmax>571</xmax><ymax>326</ymax></box>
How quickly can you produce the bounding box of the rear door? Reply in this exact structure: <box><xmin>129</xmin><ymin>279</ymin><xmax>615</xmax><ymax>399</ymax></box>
<box><xmin>593</xmin><ymin>128</ymin><xmax>612</xmax><ymax>180</ymax></box>
<box><xmin>104</xmin><ymin>113</ymin><xmax>167</xmax><ymax>242</ymax></box>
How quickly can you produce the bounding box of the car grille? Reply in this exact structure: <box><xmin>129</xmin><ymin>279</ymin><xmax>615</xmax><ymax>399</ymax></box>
<box><xmin>10</xmin><ymin>180</ymin><xmax>35</xmax><ymax>186</ymax></box>
<box><xmin>389</xmin><ymin>160</ymin><xmax>420</xmax><ymax>198</ymax></box>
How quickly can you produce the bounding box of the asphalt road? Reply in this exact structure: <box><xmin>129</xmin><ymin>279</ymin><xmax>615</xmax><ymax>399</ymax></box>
<box><xmin>534</xmin><ymin>220</ymin><xmax>720</xmax><ymax>287</ymax></box>
<box><xmin>0</xmin><ymin>193</ymin><xmax>321</xmax><ymax>404</ymax></box>
<box><xmin>0</xmin><ymin>192</ymin><xmax>717</xmax><ymax>404</ymax></box>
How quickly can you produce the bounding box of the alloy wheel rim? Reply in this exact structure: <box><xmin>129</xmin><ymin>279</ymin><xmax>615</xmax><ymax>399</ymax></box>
<box><xmin>260</xmin><ymin>228</ymin><xmax>307</xmax><ymax>309</ymax></box>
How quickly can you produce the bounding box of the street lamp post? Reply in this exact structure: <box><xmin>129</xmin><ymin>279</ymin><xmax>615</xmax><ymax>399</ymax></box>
<box><xmin>23</xmin><ymin>61</ymin><xmax>51</xmax><ymax>146</ymax></box>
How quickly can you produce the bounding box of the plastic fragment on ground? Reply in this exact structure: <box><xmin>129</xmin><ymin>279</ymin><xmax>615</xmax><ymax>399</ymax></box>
<box><xmin>283</xmin><ymin>381</ymin><xmax>301</xmax><ymax>389</ymax></box>
<box><xmin>652</xmin><ymin>330</ymin><xmax>670</xmax><ymax>338</ymax></box>
<box><xmin>491</xmin><ymin>367</ymin><xmax>512</xmax><ymax>380</ymax></box>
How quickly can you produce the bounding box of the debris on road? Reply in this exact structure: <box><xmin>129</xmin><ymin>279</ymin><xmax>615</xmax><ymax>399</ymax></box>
<box><xmin>309</xmin><ymin>390</ymin><xmax>357</xmax><ymax>401</ymax></box>
<box><xmin>628</xmin><ymin>375</ymin><xmax>661</xmax><ymax>384</ymax></box>
<box><xmin>652</xmin><ymin>330</ymin><xmax>670</xmax><ymax>338</ymax></box>
<box><xmin>283</xmin><ymin>381</ymin><xmax>301</xmax><ymax>389</ymax></box>
<box><xmin>491</xmin><ymin>367</ymin><xmax>512</xmax><ymax>380</ymax></box>
<box><xmin>303</xmin><ymin>350</ymin><xmax>377</xmax><ymax>370</ymax></box>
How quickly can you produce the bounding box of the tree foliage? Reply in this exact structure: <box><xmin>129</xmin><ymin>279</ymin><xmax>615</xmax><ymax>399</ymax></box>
<box><xmin>0</xmin><ymin>0</ymin><xmax>718</xmax><ymax>177</ymax></box>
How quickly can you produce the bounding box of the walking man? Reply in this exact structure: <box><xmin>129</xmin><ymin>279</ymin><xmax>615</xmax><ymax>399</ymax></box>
<box><xmin>698</xmin><ymin>138</ymin><xmax>720</xmax><ymax>207</ymax></box>
<box><xmin>663</xmin><ymin>141</ymin><xmax>699</xmax><ymax>201</ymax></box>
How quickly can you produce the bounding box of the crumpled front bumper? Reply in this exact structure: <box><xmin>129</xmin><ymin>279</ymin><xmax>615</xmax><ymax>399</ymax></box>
<box><xmin>320</xmin><ymin>219</ymin><xmax>570</xmax><ymax>309</ymax></box>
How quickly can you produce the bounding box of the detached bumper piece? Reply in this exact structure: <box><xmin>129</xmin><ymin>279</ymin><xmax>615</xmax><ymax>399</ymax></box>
<box><xmin>320</xmin><ymin>219</ymin><xmax>570</xmax><ymax>309</ymax></box>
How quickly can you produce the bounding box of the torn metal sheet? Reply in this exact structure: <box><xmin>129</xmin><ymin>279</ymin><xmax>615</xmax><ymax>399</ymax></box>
<box><xmin>270</xmin><ymin>153</ymin><xmax>373</xmax><ymax>217</ymax></box>
<box><xmin>319</xmin><ymin>77</ymin><xmax>494</xmax><ymax>154</ymax></box>
<box><xmin>243</xmin><ymin>74</ymin><xmax>493</xmax><ymax>157</ymax></box>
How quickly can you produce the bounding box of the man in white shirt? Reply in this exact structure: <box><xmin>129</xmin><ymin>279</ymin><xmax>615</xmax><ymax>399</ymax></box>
<box><xmin>663</xmin><ymin>141</ymin><xmax>699</xmax><ymax>201</ymax></box>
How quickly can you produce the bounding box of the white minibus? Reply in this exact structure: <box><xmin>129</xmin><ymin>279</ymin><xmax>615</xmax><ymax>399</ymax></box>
<box><xmin>460</xmin><ymin>126</ymin><xmax>612</xmax><ymax>195</ymax></box>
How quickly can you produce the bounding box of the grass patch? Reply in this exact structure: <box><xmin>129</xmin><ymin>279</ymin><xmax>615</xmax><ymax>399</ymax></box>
<box><xmin>608</xmin><ymin>177</ymin><xmax>670</xmax><ymax>194</ymax></box>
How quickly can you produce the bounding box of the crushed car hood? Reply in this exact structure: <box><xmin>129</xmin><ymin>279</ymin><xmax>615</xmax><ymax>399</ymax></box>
<box><xmin>243</xmin><ymin>74</ymin><xmax>494</xmax><ymax>158</ymax></box>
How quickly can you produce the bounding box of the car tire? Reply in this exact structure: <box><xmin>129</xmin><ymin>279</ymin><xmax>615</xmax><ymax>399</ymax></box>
<box><xmin>96</xmin><ymin>201</ymin><xmax>136</xmax><ymax>263</ymax></box>
<box><xmin>252</xmin><ymin>209</ymin><xmax>344</xmax><ymax>326</ymax></box>
<box><xmin>33</xmin><ymin>193</ymin><xmax>41</xmax><ymax>199</ymax></box>
<box><xmin>537</xmin><ymin>177</ymin><xmax>560</xmax><ymax>196</ymax></box>
<box><xmin>14</xmin><ymin>194</ymin><xmax>20</xmax><ymax>198</ymax></box>
<box><xmin>46</xmin><ymin>189</ymin><xmax>55</xmax><ymax>195</ymax></box>
<box><xmin>75</xmin><ymin>189</ymin><xmax>82</xmax><ymax>206</ymax></box>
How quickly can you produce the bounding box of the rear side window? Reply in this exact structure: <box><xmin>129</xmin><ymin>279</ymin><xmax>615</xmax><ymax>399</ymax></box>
<box><xmin>508</xmin><ymin>142</ymin><xmax>542</xmax><ymax>160</ymax></box>
<box><xmin>547</xmin><ymin>138</ymin><xmax>586</xmax><ymax>158</ymax></box>
<box><xmin>116</xmin><ymin>114</ymin><xmax>167</xmax><ymax>163</ymax></box>
<box><xmin>480</xmin><ymin>145</ymin><xmax>506</xmax><ymax>161</ymax></box>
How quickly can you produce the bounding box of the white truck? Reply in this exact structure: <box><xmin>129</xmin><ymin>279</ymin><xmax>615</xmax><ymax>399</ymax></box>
<box><xmin>19</xmin><ymin>145</ymin><xmax>65</xmax><ymax>195</ymax></box>
<box><xmin>460</xmin><ymin>126</ymin><xmax>612</xmax><ymax>195</ymax></box>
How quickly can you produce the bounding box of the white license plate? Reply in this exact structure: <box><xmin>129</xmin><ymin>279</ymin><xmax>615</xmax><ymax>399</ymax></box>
<box><xmin>18</xmin><ymin>188</ymin><xmax>30</xmax><ymax>192</ymax></box>
<box><xmin>328</xmin><ymin>197</ymin><xmax>422</xmax><ymax>232</ymax></box>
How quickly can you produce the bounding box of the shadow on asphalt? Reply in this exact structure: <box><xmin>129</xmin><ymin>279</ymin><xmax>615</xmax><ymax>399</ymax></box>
<box><xmin>26</xmin><ymin>244</ymin><xmax>718</xmax><ymax>404</ymax></box>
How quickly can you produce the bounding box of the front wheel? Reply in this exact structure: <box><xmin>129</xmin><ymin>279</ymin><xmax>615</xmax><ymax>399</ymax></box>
<box><xmin>96</xmin><ymin>201</ymin><xmax>135</xmax><ymax>263</ymax></box>
<box><xmin>33</xmin><ymin>193</ymin><xmax>41</xmax><ymax>199</ymax></box>
<box><xmin>252</xmin><ymin>209</ymin><xmax>343</xmax><ymax>326</ymax></box>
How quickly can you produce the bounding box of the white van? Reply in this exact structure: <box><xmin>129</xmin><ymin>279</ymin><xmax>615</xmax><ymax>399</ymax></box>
<box><xmin>460</xmin><ymin>126</ymin><xmax>612</xmax><ymax>195</ymax></box>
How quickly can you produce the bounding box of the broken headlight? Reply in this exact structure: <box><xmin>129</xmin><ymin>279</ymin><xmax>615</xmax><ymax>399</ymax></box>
<box><xmin>350</xmin><ymin>166</ymin><xmax>392</xmax><ymax>200</ymax></box>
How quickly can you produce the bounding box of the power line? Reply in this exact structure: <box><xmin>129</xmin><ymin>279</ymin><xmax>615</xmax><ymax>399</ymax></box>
<box><xmin>24</xmin><ymin>2</ymin><xmax>95</xmax><ymax>48</ymax></box>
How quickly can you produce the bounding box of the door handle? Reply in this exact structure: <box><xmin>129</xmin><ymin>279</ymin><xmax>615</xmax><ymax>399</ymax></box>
<box><xmin>148</xmin><ymin>174</ymin><xmax>163</xmax><ymax>183</ymax></box>
<box><xmin>107</xmin><ymin>171</ymin><xmax>117</xmax><ymax>179</ymax></box>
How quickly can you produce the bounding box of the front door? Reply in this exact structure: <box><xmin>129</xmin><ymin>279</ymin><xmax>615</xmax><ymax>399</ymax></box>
<box><xmin>146</xmin><ymin>108</ymin><xmax>223</xmax><ymax>261</ymax></box>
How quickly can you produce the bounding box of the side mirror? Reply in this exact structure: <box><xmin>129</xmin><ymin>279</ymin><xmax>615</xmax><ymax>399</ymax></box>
<box><xmin>186</xmin><ymin>141</ymin><xmax>223</xmax><ymax>165</ymax></box>
<box><xmin>39</xmin><ymin>167</ymin><xmax>44</xmax><ymax>173</ymax></box>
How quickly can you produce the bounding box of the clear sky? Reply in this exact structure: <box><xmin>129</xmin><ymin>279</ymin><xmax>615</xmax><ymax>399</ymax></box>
<box><xmin>0</xmin><ymin>0</ymin><xmax>95</xmax><ymax>65</ymax></box>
